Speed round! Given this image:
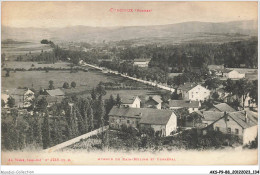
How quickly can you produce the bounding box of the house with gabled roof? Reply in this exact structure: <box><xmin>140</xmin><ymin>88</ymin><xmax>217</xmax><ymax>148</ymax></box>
<box><xmin>202</xmin><ymin>111</ymin><xmax>258</xmax><ymax>145</ymax></box>
<box><xmin>208</xmin><ymin>103</ymin><xmax>236</xmax><ymax>112</ymax></box>
<box><xmin>175</xmin><ymin>83</ymin><xmax>210</xmax><ymax>102</ymax></box>
<box><xmin>169</xmin><ymin>100</ymin><xmax>201</xmax><ymax>113</ymax></box>
<box><xmin>120</xmin><ymin>95</ymin><xmax>141</xmax><ymax>108</ymax></box>
<box><xmin>145</xmin><ymin>95</ymin><xmax>163</xmax><ymax>109</ymax></box>
<box><xmin>46</xmin><ymin>89</ymin><xmax>65</xmax><ymax>97</ymax></box>
<box><xmin>108</xmin><ymin>106</ymin><xmax>177</xmax><ymax>136</ymax></box>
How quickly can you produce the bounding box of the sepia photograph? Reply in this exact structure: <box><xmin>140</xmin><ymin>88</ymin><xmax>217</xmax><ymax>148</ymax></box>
<box><xmin>0</xmin><ymin>1</ymin><xmax>258</xmax><ymax>171</ymax></box>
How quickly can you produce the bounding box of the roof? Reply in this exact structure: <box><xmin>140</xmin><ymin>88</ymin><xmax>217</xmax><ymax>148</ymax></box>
<box><xmin>109</xmin><ymin>106</ymin><xmax>173</xmax><ymax>125</ymax></box>
<box><xmin>228</xmin><ymin>111</ymin><xmax>258</xmax><ymax>129</ymax></box>
<box><xmin>169</xmin><ymin>100</ymin><xmax>200</xmax><ymax>108</ymax></box>
<box><xmin>151</xmin><ymin>95</ymin><xmax>163</xmax><ymax>104</ymax></box>
<box><xmin>212</xmin><ymin>103</ymin><xmax>236</xmax><ymax>112</ymax></box>
<box><xmin>38</xmin><ymin>95</ymin><xmax>64</xmax><ymax>104</ymax></box>
<box><xmin>176</xmin><ymin>82</ymin><xmax>197</xmax><ymax>91</ymax></box>
<box><xmin>46</xmin><ymin>89</ymin><xmax>65</xmax><ymax>96</ymax></box>
<box><xmin>201</xmin><ymin>111</ymin><xmax>225</xmax><ymax>122</ymax></box>
<box><xmin>208</xmin><ymin>65</ymin><xmax>224</xmax><ymax>70</ymax></box>
<box><xmin>120</xmin><ymin>95</ymin><xmax>140</xmax><ymax>104</ymax></box>
<box><xmin>133</xmin><ymin>58</ymin><xmax>151</xmax><ymax>62</ymax></box>
<box><xmin>221</xmin><ymin>69</ymin><xmax>233</xmax><ymax>73</ymax></box>
<box><xmin>177</xmin><ymin>83</ymin><xmax>209</xmax><ymax>93</ymax></box>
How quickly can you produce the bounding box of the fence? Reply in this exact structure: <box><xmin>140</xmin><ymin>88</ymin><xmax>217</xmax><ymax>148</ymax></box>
<box><xmin>43</xmin><ymin>125</ymin><xmax>109</xmax><ymax>153</ymax></box>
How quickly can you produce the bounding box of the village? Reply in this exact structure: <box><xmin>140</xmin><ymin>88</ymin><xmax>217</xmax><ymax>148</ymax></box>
<box><xmin>1</xmin><ymin>48</ymin><xmax>258</xmax><ymax>152</ymax></box>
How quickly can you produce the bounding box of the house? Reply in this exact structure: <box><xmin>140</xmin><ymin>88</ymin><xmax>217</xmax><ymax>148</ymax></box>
<box><xmin>37</xmin><ymin>95</ymin><xmax>64</xmax><ymax>107</ymax></box>
<box><xmin>1</xmin><ymin>93</ymin><xmax>10</xmax><ymax>108</ymax></box>
<box><xmin>208</xmin><ymin>103</ymin><xmax>236</xmax><ymax>112</ymax></box>
<box><xmin>120</xmin><ymin>95</ymin><xmax>141</xmax><ymax>108</ymax></box>
<box><xmin>176</xmin><ymin>83</ymin><xmax>210</xmax><ymax>101</ymax></box>
<box><xmin>133</xmin><ymin>58</ymin><xmax>150</xmax><ymax>68</ymax></box>
<box><xmin>197</xmin><ymin>111</ymin><xmax>225</xmax><ymax>126</ymax></box>
<box><xmin>222</xmin><ymin>69</ymin><xmax>245</xmax><ymax>79</ymax></box>
<box><xmin>169</xmin><ymin>100</ymin><xmax>201</xmax><ymax>113</ymax></box>
<box><xmin>4</xmin><ymin>89</ymin><xmax>35</xmax><ymax>108</ymax></box>
<box><xmin>202</xmin><ymin>111</ymin><xmax>258</xmax><ymax>145</ymax></box>
<box><xmin>145</xmin><ymin>95</ymin><xmax>163</xmax><ymax>109</ymax></box>
<box><xmin>46</xmin><ymin>89</ymin><xmax>65</xmax><ymax>97</ymax></box>
<box><xmin>108</xmin><ymin>106</ymin><xmax>177</xmax><ymax>136</ymax></box>
<box><xmin>208</xmin><ymin>64</ymin><xmax>224</xmax><ymax>70</ymax></box>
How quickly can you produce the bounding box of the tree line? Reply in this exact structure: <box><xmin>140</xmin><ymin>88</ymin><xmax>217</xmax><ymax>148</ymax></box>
<box><xmin>1</xmin><ymin>83</ymin><xmax>122</xmax><ymax>150</ymax></box>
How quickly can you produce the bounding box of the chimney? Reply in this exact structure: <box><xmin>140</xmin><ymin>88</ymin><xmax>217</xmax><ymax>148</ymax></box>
<box><xmin>245</xmin><ymin>111</ymin><xmax>248</xmax><ymax>123</ymax></box>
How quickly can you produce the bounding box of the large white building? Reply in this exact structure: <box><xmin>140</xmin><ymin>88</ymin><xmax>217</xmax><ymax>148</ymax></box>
<box><xmin>176</xmin><ymin>83</ymin><xmax>210</xmax><ymax>101</ymax></box>
<box><xmin>133</xmin><ymin>59</ymin><xmax>150</xmax><ymax>68</ymax></box>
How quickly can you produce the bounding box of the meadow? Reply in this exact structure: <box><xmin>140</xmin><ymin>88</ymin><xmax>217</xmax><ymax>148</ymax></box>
<box><xmin>2</xmin><ymin>42</ymin><xmax>52</xmax><ymax>60</ymax></box>
<box><xmin>2</xmin><ymin>66</ymin><xmax>163</xmax><ymax>99</ymax></box>
<box><xmin>3</xmin><ymin>61</ymin><xmax>70</xmax><ymax>70</ymax></box>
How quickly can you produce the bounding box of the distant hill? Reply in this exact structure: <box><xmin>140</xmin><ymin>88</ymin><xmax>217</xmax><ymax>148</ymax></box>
<box><xmin>2</xmin><ymin>20</ymin><xmax>257</xmax><ymax>43</ymax></box>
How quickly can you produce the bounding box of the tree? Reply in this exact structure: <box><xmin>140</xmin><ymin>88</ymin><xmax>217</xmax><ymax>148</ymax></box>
<box><xmin>41</xmin><ymin>39</ymin><xmax>49</xmax><ymax>44</ymax></box>
<box><xmin>51</xmin><ymin>118</ymin><xmax>63</xmax><ymax>145</ymax></box>
<box><xmin>91</xmin><ymin>88</ymin><xmax>96</xmax><ymax>100</ymax></box>
<box><xmin>223</xmin><ymin>79</ymin><xmax>235</xmax><ymax>94</ymax></box>
<box><xmin>75</xmin><ymin>107</ymin><xmax>86</xmax><ymax>134</ymax></box>
<box><xmin>71</xmin><ymin>81</ymin><xmax>76</xmax><ymax>88</ymax></box>
<box><xmin>5</xmin><ymin>70</ymin><xmax>10</xmax><ymax>77</ymax></box>
<box><xmin>1</xmin><ymin>53</ymin><xmax>6</xmax><ymax>63</ymax></box>
<box><xmin>42</xmin><ymin>111</ymin><xmax>51</xmax><ymax>149</ymax></box>
<box><xmin>204</xmin><ymin>77</ymin><xmax>221</xmax><ymax>90</ymax></box>
<box><xmin>36</xmin><ymin>97</ymin><xmax>48</xmax><ymax>112</ymax></box>
<box><xmin>7</xmin><ymin>96</ymin><xmax>15</xmax><ymax>108</ymax></box>
<box><xmin>49</xmin><ymin>80</ymin><xmax>54</xmax><ymax>90</ymax></box>
<box><xmin>2</xmin><ymin>99</ymin><xmax>5</xmax><ymax>108</ymax></box>
<box><xmin>116</xmin><ymin>94</ymin><xmax>122</xmax><ymax>106</ymax></box>
<box><xmin>249</xmin><ymin>80</ymin><xmax>258</xmax><ymax>106</ymax></box>
<box><xmin>96</xmin><ymin>84</ymin><xmax>106</xmax><ymax>96</ymax></box>
<box><xmin>63</xmin><ymin>82</ymin><xmax>70</xmax><ymax>89</ymax></box>
<box><xmin>235</xmin><ymin>79</ymin><xmax>252</xmax><ymax>109</ymax></box>
<box><xmin>33</xmin><ymin>113</ymin><xmax>42</xmax><ymax>147</ymax></box>
<box><xmin>212</xmin><ymin>92</ymin><xmax>220</xmax><ymax>101</ymax></box>
<box><xmin>88</xmin><ymin>107</ymin><xmax>94</xmax><ymax>131</ymax></box>
<box><xmin>97</xmin><ymin>95</ymin><xmax>105</xmax><ymax>128</ymax></box>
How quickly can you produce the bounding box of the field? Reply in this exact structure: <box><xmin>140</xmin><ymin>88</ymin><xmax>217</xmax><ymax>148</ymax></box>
<box><xmin>2</xmin><ymin>69</ymin><xmax>113</xmax><ymax>93</ymax></box>
<box><xmin>3</xmin><ymin>61</ymin><xmax>70</xmax><ymax>70</ymax></box>
<box><xmin>2</xmin><ymin>63</ymin><xmax>163</xmax><ymax>99</ymax></box>
<box><xmin>2</xmin><ymin>42</ymin><xmax>52</xmax><ymax>60</ymax></box>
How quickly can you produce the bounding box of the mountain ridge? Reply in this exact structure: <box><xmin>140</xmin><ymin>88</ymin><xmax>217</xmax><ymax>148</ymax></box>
<box><xmin>2</xmin><ymin>20</ymin><xmax>257</xmax><ymax>43</ymax></box>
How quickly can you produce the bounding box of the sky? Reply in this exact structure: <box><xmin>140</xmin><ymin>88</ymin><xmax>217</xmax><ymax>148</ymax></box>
<box><xmin>1</xmin><ymin>1</ymin><xmax>258</xmax><ymax>28</ymax></box>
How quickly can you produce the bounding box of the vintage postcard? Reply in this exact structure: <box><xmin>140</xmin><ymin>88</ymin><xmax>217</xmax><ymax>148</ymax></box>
<box><xmin>0</xmin><ymin>1</ymin><xmax>258</xmax><ymax>168</ymax></box>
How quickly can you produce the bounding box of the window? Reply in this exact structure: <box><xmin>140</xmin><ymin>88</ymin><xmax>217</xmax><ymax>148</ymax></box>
<box><xmin>235</xmin><ymin>129</ymin><xmax>239</xmax><ymax>135</ymax></box>
<box><xmin>127</xmin><ymin>120</ymin><xmax>130</xmax><ymax>124</ymax></box>
<box><xmin>227</xmin><ymin>128</ymin><xmax>231</xmax><ymax>134</ymax></box>
<box><xmin>192</xmin><ymin>95</ymin><xmax>194</xmax><ymax>98</ymax></box>
<box><xmin>216</xmin><ymin>127</ymin><xmax>220</xmax><ymax>131</ymax></box>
